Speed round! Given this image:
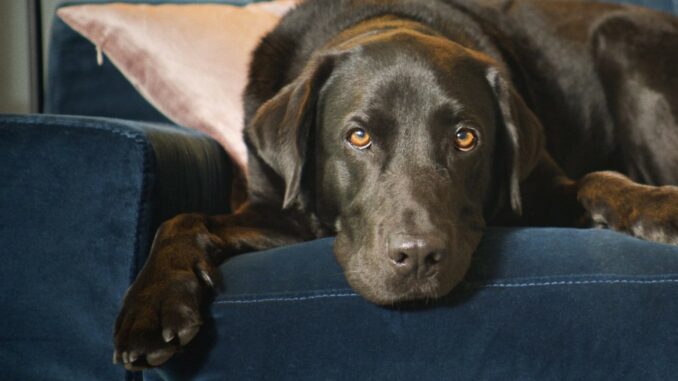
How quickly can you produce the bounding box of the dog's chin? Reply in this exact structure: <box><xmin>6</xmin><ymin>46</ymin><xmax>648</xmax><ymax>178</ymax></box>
<box><xmin>346</xmin><ymin>274</ymin><xmax>463</xmax><ymax>306</ymax></box>
<box><xmin>338</xmin><ymin>251</ymin><xmax>473</xmax><ymax>306</ymax></box>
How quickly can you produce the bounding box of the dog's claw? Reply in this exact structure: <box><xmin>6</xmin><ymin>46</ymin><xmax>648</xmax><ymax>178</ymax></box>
<box><xmin>112</xmin><ymin>350</ymin><xmax>120</xmax><ymax>364</ymax></box>
<box><xmin>199</xmin><ymin>270</ymin><xmax>214</xmax><ymax>287</ymax></box>
<box><xmin>195</xmin><ymin>261</ymin><xmax>215</xmax><ymax>288</ymax></box>
<box><xmin>178</xmin><ymin>325</ymin><xmax>201</xmax><ymax>346</ymax></box>
<box><xmin>162</xmin><ymin>327</ymin><xmax>176</xmax><ymax>343</ymax></box>
<box><xmin>128</xmin><ymin>350</ymin><xmax>140</xmax><ymax>364</ymax></box>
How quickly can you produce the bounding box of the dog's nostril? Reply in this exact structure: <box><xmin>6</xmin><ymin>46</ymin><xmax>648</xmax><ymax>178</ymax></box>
<box><xmin>425</xmin><ymin>251</ymin><xmax>442</xmax><ymax>266</ymax></box>
<box><xmin>394</xmin><ymin>252</ymin><xmax>409</xmax><ymax>265</ymax></box>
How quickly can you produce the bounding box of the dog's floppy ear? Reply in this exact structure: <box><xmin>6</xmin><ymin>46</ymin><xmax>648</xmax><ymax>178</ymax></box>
<box><xmin>246</xmin><ymin>53</ymin><xmax>338</xmax><ymax>209</ymax></box>
<box><xmin>486</xmin><ymin>68</ymin><xmax>544</xmax><ymax>215</ymax></box>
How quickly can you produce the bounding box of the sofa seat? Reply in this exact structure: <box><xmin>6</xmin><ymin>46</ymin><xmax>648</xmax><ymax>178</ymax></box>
<box><xmin>153</xmin><ymin>228</ymin><xmax>678</xmax><ymax>380</ymax></box>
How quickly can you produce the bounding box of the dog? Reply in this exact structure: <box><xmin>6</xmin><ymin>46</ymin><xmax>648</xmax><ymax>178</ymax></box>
<box><xmin>113</xmin><ymin>0</ymin><xmax>678</xmax><ymax>370</ymax></box>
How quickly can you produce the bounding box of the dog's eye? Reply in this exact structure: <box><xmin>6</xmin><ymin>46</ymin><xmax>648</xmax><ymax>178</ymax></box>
<box><xmin>347</xmin><ymin>128</ymin><xmax>372</xmax><ymax>150</ymax></box>
<box><xmin>454</xmin><ymin>128</ymin><xmax>478</xmax><ymax>152</ymax></box>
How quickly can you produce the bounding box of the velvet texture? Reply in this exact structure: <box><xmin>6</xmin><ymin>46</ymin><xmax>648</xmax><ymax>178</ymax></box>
<box><xmin>0</xmin><ymin>114</ymin><xmax>232</xmax><ymax>381</ymax></box>
<box><xmin>150</xmin><ymin>228</ymin><xmax>678</xmax><ymax>381</ymax></box>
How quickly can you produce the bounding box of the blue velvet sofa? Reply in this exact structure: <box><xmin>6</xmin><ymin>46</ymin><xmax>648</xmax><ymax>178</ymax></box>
<box><xmin>1</xmin><ymin>1</ymin><xmax>678</xmax><ymax>380</ymax></box>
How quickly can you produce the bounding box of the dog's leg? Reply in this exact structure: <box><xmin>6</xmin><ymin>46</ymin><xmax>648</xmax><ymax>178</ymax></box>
<box><xmin>578</xmin><ymin>171</ymin><xmax>678</xmax><ymax>245</ymax></box>
<box><xmin>592</xmin><ymin>11</ymin><xmax>678</xmax><ymax>185</ymax></box>
<box><xmin>113</xmin><ymin>204</ymin><xmax>312</xmax><ymax>370</ymax></box>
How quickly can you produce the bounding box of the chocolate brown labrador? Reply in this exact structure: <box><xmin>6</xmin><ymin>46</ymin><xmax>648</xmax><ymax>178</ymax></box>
<box><xmin>113</xmin><ymin>0</ymin><xmax>678</xmax><ymax>370</ymax></box>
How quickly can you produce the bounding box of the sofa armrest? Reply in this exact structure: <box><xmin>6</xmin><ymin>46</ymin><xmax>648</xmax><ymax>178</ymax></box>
<box><xmin>0</xmin><ymin>114</ymin><xmax>232</xmax><ymax>380</ymax></box>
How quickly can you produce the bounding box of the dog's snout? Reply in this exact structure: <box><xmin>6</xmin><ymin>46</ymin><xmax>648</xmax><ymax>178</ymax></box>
<box><xmin>388</xmin><ymin>235</ymin><xmax>446</xmax><ymax>278</ymax></box>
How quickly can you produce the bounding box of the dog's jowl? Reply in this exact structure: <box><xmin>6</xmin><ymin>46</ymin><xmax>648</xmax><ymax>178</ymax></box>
<box><xmin>113</xmin><ymin>0</ymin><xmax>678</xmax><ymax>370</ymax></box>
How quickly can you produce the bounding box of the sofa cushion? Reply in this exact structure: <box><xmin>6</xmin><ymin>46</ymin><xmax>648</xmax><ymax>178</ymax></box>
<box><xmin>150</xmin><ymin>228</ymin><xmax>678</xmax><ymax>380</ymax></box>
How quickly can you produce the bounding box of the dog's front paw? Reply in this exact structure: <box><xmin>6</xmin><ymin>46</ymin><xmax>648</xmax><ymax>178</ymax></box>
<box><xmin>113</xmin><ymin>261</ymin><xmax>215</xmax><ymax>371</ymax></box>
<box><xmin>578</xmin><ymin>171</ymin><xmax>678</xmax><ymax>245</ymax></box>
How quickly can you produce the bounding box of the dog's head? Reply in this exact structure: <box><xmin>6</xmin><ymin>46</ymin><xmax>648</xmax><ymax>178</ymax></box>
<box><xmin>247</xmin><ymin>26</ymin><xmax>543</xmax><ymax>304</ymax></box>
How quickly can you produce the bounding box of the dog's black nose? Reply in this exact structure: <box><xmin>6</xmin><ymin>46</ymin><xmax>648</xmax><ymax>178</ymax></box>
<box><xmin>388</xmin><ymin>235</ymin><xmax>446</xmax><ymax>278</ymax></box>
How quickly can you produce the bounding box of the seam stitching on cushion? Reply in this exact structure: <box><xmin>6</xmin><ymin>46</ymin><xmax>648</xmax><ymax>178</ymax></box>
<box><xmin>1</xmin><ymin>116</ymin><xmax>153</xmax><ymax>287</ymax></box>
<box><xmin>212</xmin><ymin>287</ymin><xmax>353</xmax><ymax>303</ymax></box>
<box><xmin>1</xmin><ymin>116</ymin><xmax>146</xmax><ymax>141</ymax></box>
<box><xmin>468</xmin><ymin>278</ymin><xmax>678</xmax><ymax>288</ymax></box>
<box><xmin>214</xmin><ymin>278</ymin><xmax>678</xmax><ymax>304</ymax></box>
<box><xmin>214</xmin><ymin>292</ymin><xmax>359</xmax><ymax>305</ymax></box>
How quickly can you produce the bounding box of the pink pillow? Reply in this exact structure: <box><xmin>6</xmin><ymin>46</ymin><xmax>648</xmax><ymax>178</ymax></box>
<box><xmin>58</xmin><ymin>1</ymin><xmax>298</xmax><ymax>174</ymax></box>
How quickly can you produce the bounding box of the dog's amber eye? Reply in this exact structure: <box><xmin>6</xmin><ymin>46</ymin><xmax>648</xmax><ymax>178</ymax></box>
<box><xmin>454</xmin><ymin>128</ymin><xmax>478</xmax><ymax>152</ymax></box>
<box><xmin>347</xmin><ymin>128</ymin><xmax>372</xmax><ymax>149</ymax></box>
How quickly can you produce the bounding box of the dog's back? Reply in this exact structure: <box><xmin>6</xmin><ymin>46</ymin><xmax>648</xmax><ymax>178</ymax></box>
<box><xmin>450</xmin><ymin>0</ymin><xmax>678</xmax><ymax>182</ymax></box>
